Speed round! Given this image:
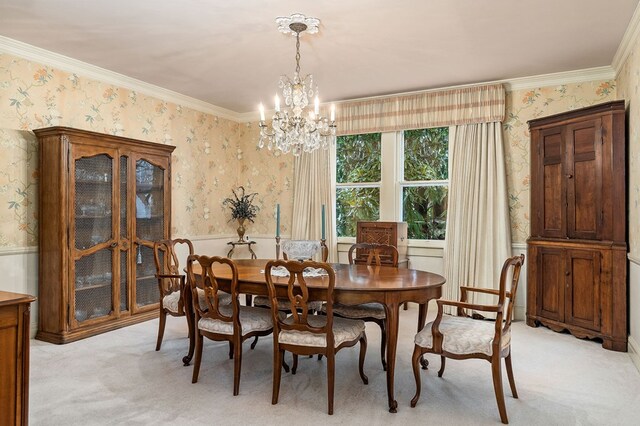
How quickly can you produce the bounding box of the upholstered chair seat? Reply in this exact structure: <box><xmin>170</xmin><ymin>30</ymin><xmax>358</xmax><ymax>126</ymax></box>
<box><xmin>163</xmin><ymin>288</ymin><xmax>231</xmax><ymax>314</ymax></box>
<box><xmin>279</xmin><ymin>315</ymin><xmax>366</xmax><ymax>348</ymax></box>
<box><xmin>415</xmin><ymin>315</ymin><xmax>511</xmax><ymax>357</ymax></box>
<box><xmin>326</xmin><ymin>302</ymin><xmax>386</xmax><ymax>320</ymax></box>
<box><xmin>254</xmin><ymin>295</ymin><xmax>322</xmax><ymax>312</ymax></box>
<box><xmin>198</xmin><ymin>305</ymin><xmax>285</xmax><ymax>336</ymax></box>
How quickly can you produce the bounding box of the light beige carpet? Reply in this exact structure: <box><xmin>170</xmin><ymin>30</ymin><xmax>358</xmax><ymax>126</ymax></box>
<box><xmin>30</xmin><ymin>304</ymin><xmax>640</xmax><ymax>425</ymax></box>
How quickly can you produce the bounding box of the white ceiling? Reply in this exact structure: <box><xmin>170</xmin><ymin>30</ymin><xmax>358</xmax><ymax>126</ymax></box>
<box><xmin>0</xmin><ymin>0</ymin><xmax>638</xmax><ymax>113</ymax></box>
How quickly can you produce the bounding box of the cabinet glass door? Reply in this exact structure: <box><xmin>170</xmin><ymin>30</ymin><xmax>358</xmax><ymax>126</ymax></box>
<box><xmin>70</xmin><ymin>146</ymin><xmax>119</xmax><ymax>326</ymax></box>
<box><xmin>133</xmin><ymin>155</ymin><xmax>169</xmax><ymax>311</ymax></box>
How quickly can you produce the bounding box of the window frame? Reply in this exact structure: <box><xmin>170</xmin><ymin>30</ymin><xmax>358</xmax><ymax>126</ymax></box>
<box><xmin>333</xmin><ymin>127</ymin><xmax>450</xmax><ymax>246</ymax></box>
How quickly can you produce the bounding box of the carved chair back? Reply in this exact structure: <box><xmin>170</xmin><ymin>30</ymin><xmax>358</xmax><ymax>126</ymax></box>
<box><xmin>186</xmin><ymin>255</ymin><xmax>240</xmax><ymax>330</ymax></box>
<box><xmin>153</xmin><ymin>238</ymin><xmax>194</xmax><ymax>311</ymax></box>
<box><xmin>348</xmin><ymin>242</ymin><xmax>399</xmax><ymax>267</ymax></box>
<box><xmin>265</xmin><ymin>260</ymin><xmax>335</xmax><ymax>346</ymax></box>
<box><xmin>282</xmin><ymin>240</ymin><xmax>328</xmax><ymax>262</ymax></box>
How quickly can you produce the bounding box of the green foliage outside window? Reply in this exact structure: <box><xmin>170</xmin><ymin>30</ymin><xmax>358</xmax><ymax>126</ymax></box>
<box><xmin>336</xmin><ymin>133</ymin><xmax>381</xmax><ymax>183</ymax></box>
<box><xmin>334</xmin><ymin>129</ymin><xmax>448</xmax><ymax>240</ymax></box>
<box><xmin>336</xmin><ymin>133</ymin><xmax>381</xmax><ymax>236</ymax></box>
<box><xmin>403</xmin><ymin>128</ymin><xmax>448</xmax><ymax>240</ymax></box>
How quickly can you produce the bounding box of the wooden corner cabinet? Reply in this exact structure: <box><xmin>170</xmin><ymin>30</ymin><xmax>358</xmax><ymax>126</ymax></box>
<box><xmin>0</xmin><ymin>291</ymin><xmax>35</xmax><ymax>426</ymax></box>
<box><xmin>35</xmin><ymin>127</ymin><xmax>175</xmax><ymax>344</ymax></box>
<box><xmin>526</xmin><ymin>101</ymin><xmax>627</xmax><ymax>351</ymax></box>
<box><xmin>356</xmin><ymin>221</ymin><xmax>408</xmax><ymax>266</ymax></box>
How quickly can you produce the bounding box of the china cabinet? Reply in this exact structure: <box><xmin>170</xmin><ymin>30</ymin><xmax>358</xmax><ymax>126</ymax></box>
<box><xmin>35</xmin><ymin>127</ymin><xmax>175</xmax><ymax>343</ymax></box>
<box><xmin>526</xmin><ymin>101</ymin><xmax>627</xmax><ymax>351</ymax></box>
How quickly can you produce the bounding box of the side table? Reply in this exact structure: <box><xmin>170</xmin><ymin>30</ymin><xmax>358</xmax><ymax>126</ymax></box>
<box><xmin>227</xmin><ymin>240</ymin><xmax>257</xmax><ymax>259</ymax></box>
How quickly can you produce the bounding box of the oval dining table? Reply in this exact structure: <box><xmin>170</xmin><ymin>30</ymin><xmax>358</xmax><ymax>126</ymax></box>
<box><xmin>186</xmin><ymin>258</ymin><xmax>445</xmax><ymax>413</ymax></box>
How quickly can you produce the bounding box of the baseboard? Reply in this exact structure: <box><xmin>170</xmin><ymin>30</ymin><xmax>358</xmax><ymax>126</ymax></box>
<box><xmin>514</xmin><ymin>305</ymin><xmax>526</xmax><ymax>322</ymax></box>
<box><xmin>629</xmin><ymin>335</ymin><xmax>640</xmax><ymax>373</ymax></box>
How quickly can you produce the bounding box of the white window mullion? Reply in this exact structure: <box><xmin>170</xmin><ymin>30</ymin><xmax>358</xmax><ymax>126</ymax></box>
<box><xmin>379</xmin><ymin>131</ymin><xmax>397</xmax><ymax>221</ymax></box>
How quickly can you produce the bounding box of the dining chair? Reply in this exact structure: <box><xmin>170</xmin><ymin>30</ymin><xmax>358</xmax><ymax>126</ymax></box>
<box><xmin>323</xmin><ymin>242</ymin><xmax>399</xmax><ymax>371</ymax></box>
<box><xmin>265</xmin><ymin>259</ymin><xmax>368</xmax><ymax>415</ymax></box>
<box><xmin>410</xmin><ymin>254</ymin><xmax>525</xmax><ymax>424</ymax></box>
<box><xmin>186</xmin><ymin>255</ymin><xmax>282</xmax><ymax>395</ymax></box>
<box><xmin>152</xmin><ymin>239</ymin><xmax>196</xmax><ymax>355</ymax></box>
<box><xmin>253</xmin><ymin>239</ymin><xmax>327</xmax><ymax>312</ymax></box>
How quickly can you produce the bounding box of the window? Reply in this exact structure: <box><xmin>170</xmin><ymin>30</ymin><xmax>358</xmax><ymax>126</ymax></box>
<box><xmin>401</xmin><ymin>128</ymin><xmax>448</xmax><ymax>239</ymax></box>
<box><xmin>334</xmin><ymin>128</ymin><xmax>448</xmax><ymax>240</ymax></box>
<box><xmin>335</xmin><ymin>133</ymin><xmax>381</xmax><ymax>237</ymax></box>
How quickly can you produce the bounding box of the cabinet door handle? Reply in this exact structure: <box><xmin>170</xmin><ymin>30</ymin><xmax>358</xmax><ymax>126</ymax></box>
<box><xmin>565</xmin><ymin>174</ymin><xmax>573</xmax><ymax>178</ymax></box>
<box><xmin>110</xmin><ymin>242</ymin><xmax>118</xmax><ymax>248</ymax></box>
<box><xmin>565</xmin><ymin>271</ymin><xmax>570</xmax><ymax>276</ymax></box>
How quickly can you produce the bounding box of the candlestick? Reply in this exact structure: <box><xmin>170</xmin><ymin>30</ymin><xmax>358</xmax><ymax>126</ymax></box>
<box><xmin>314</xmin><ymin>96</ymin><xmax>320</xmax><ymax>115</ymax></box>
<box><xmin>275</xmin><ymin>236</ymin><xmax>281</xmax><ymax>260</ymax></box>
<box><xmin>276</xmin><ymin>203</ymin><xmax>280</xmax><ymax>238</ymax></box>
<box><xmin>321</xmin><ymin>204</ymin><xmax>326</xmax><ymax>240</ymax></box>
<box><xmin>275</xmin><ymin>95</ymin><xmax>280</xmax><ymax>112</ymax></box>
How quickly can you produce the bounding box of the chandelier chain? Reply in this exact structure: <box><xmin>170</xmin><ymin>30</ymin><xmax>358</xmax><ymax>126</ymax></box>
<box><xmin>295</xmin><ymin>32</ymin><xmax>301</xmax><ymax>77</ymax></box>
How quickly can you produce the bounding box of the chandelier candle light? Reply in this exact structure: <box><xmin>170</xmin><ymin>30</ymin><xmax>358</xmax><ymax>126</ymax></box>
<box><xmin>258</xmin><ymin>13</ymin><xmax>337</xmax><ymax>156</ymax></box>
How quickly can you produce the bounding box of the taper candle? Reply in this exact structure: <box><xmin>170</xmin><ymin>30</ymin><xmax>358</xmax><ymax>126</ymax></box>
<box><xmin>276</xmin><ymin>203</ymin><xmax>280</xmax><ymax>237</ymax></box>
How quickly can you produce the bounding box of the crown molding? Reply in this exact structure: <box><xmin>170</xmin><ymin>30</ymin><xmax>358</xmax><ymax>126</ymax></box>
<box><xmin>0</xmin><ymin>36</ymin><xmax>241</xmax><ymax>122</ymax></box>
<box><xmin>0</xmin><ymin>36</ymin><xmax>619</xmax><ymax>125</ymax></box>
<box><xmin>501</xmin><ymin>66</ymin><xmax>616</xmax><ymax>91</ymax></box>
<box><xmin>612</xmin><ymin>1</ymin><xmax>640</xmax><ymax>75</ymax></box>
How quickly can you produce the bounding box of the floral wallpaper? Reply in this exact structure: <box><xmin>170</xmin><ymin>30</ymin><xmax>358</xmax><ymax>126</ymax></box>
<box><xmin>0</xmin><ymin>52</ymin><xmax>242</xmax><ymax>248</ymax></box>
<box><xmin>503</xmin><ymin>80</ymin><xmax>617</xmax><ymax>243</ymax></box>
<box><xmin>237</xmin><ymin>122</ymin><xmax>294</xmax><ymax>238</ymax></box>
<box><xmin>617</xmin><ymin>35</ymin><xmax>640</xmax><ymax>259</ymax></box>
<box><xmin>0</xmin><ymin>50</ymin><xmax>629</xmax><ymax>251</ymax></box>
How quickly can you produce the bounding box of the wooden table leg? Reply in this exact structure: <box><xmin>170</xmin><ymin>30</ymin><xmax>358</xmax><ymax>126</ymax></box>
<box><xmin>384</xmin><ymin>300</ymin><xmax>400</xmax><ymax>413</ymax></box>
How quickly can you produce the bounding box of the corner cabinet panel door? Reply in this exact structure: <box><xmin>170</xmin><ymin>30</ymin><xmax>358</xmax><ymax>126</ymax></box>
<box><xmin>566</xmin><ymin>119</ymin><xmax>602</xmax><ymax>240</ymax></box>
<box><xmin>69</xmin><ymin>144</ymin><xmax>121</xmax><ymax>328</ymax></box>
<box><xmin>536</xmin><ymin>247</ymin><xmax>565</xmax><ymax>322</ymax></box>
<box><xmin>536</xmin><ymin>126</ymin><xmax>565</xmax><ymax>238</ymax></box>
<box><xmin>131</xmin><ymin>154</ymin><xmax>170</xmax><ymax>313</ymax></box>
<box><xmin>565</xmin><ymin>249</ymin><xmax>601</xmax><ymax>331</ymax></box>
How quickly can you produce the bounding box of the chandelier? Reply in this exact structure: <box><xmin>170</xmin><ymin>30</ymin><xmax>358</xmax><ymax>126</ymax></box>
<box><xmin>258</xmin><ymin>13</ymin><xmax>336</xmax><ymax>156</ymax></box>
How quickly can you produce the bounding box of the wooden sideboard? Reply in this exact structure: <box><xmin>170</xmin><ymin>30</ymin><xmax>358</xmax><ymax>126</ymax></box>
<box><xmin>0</xmin><ymin>291</ymin><xmax>36</xmax><ymax>426</ymax></box>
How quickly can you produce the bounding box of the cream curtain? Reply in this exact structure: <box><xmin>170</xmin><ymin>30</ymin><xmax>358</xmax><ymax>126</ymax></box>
<box><xmin>291</xmin><ymin>148</ymin><xmax>336</xmax><ymax>262</ymax></box>
<box><xmin>442</xmin><ymin>122</ymin><xmax>511</xmax><ymax>314</ymax></box>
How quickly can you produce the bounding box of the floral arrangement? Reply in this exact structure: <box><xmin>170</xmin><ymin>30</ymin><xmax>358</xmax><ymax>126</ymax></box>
<box><xmin>222</xmin><ymin>186</ymin><xmax>259</xmax><ymax>222</ymax></box>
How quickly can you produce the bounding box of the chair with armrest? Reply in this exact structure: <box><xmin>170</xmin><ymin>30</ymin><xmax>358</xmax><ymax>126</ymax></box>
<box><xmin>265</xmin><ymin>259</ymin><xmax>368</xmax><ymax>414</ymax></box>
<box><xmin>186</xmin><ymin>255</ymin><xmax>282</xmax><ymax>395</ymax></box>
<box><xmin>410</xmin><ymin>254</ymin><xmax>525</xmax><ymax>424</ymax></box>
<box><xmin>153</xmin><ymin>239</ymin><xmax>195</xmax><ymax>359</ymax></box>
<box><xmin>322</xmin><ymin>242</ymin><xmax>398</xmax><ymax>371</ymax></box>
<box><xmin>153</xmin><ymin>238</ymin><xmax>232</xmax><ymax>365</ymax></box>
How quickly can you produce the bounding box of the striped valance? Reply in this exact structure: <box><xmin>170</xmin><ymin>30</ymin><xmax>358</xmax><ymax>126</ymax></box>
<box><xmin>335</xmin><ymin>83</ymin><xmax>505</xmax><ymax>135</ymax></box>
